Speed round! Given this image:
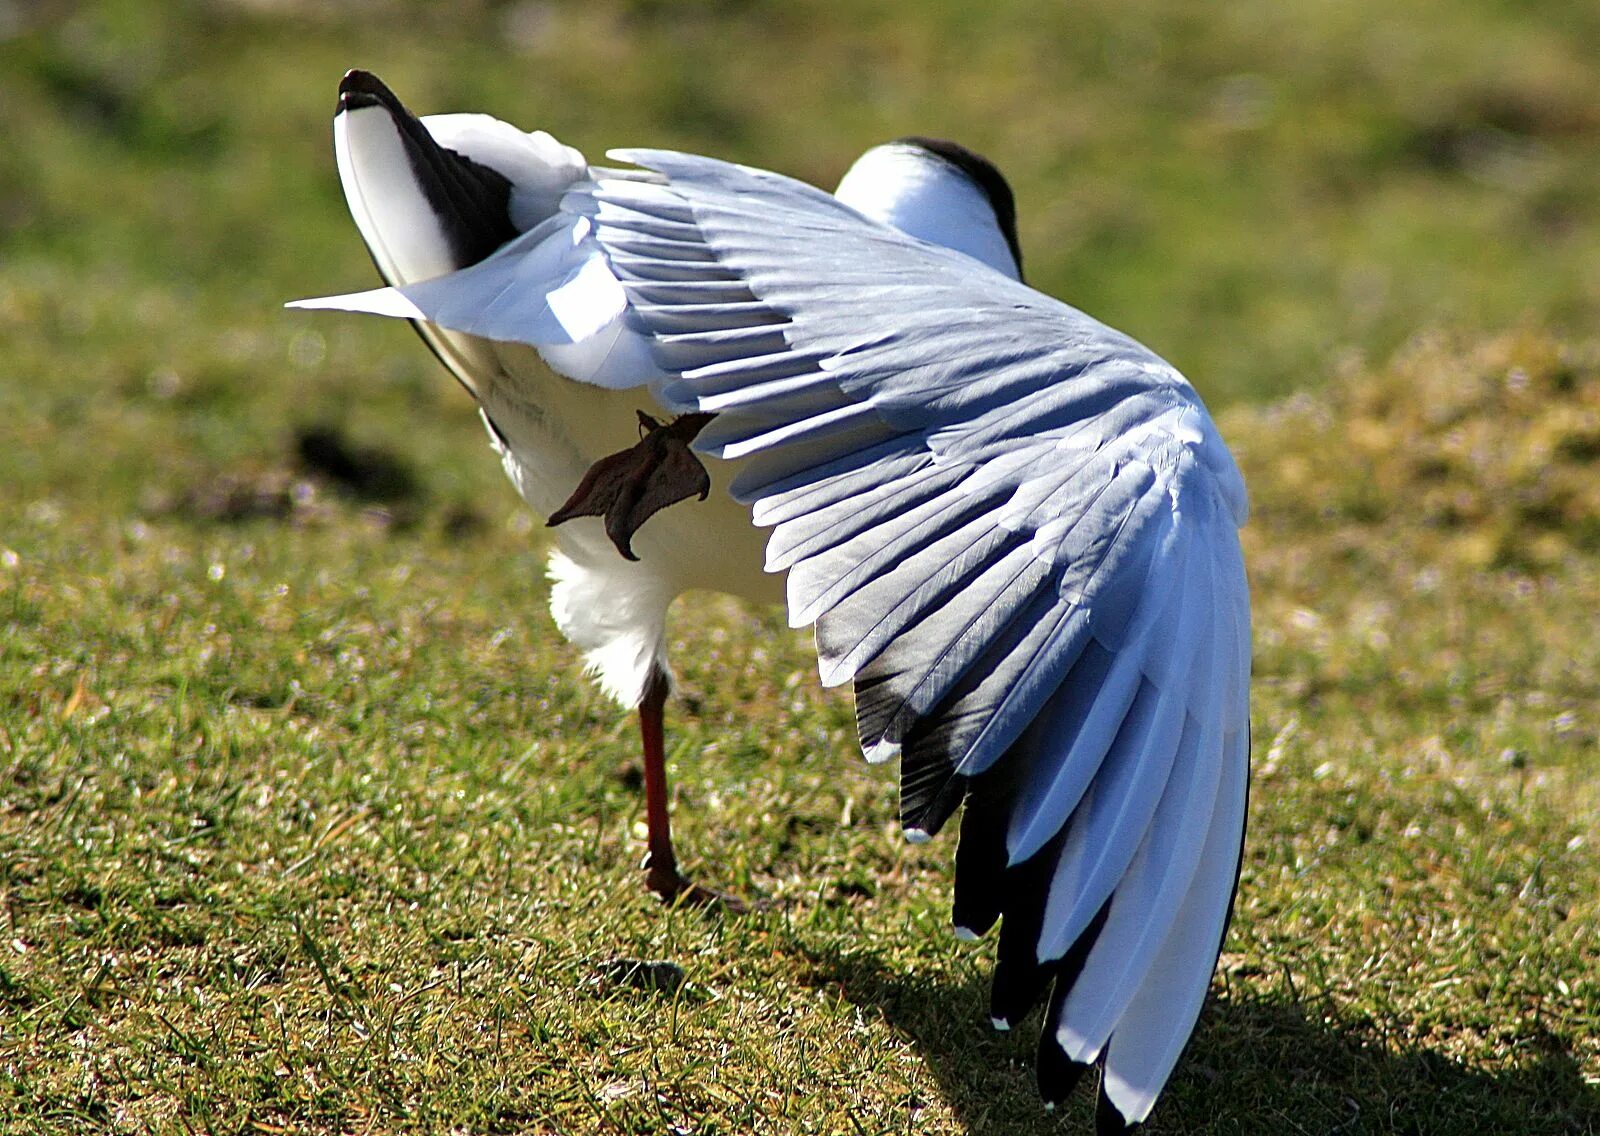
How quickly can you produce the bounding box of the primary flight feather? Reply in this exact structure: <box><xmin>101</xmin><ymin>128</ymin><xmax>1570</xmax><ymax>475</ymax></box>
<box><xmin>292</xmin><ymin>70</ymin><xmax>1251</xmax><ymax>1131</ymax></box>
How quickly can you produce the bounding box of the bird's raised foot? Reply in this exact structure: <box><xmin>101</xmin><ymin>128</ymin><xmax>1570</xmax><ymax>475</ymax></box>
<box><xmin>547</xmin><ymin>411</ymin><xmax>716</xmax><ymax>561</ymax></box>
<box><xmin>643</xmin><ymin>854</ymin><xmax>755</xmax><ymax>914</ymax></box>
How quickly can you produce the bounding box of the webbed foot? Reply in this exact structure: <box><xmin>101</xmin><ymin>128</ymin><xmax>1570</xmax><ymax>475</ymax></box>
<box><xmin>548</xmin><ymin>411</ymin><xmax>716</xmax><ymax>560</ymax></box>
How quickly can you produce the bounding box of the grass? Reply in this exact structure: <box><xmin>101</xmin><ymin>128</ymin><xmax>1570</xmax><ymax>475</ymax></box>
<box><xmin>1</xmin><ymin>2</ymin><xmax>1598</xmax><ymax>1133</ymax></box>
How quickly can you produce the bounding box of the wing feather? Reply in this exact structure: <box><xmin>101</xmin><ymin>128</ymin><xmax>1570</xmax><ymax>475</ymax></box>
<box><xmin>763</xmin><ymin>456</ymin><xmax>962</xmax><ymax>572</ymax></box>
<box><xmin>1055</xmin><ymin>587</ymin><xmax>1234</xmax><ymax>1065</ymax></box>
<box><xmin>1096</xmin><ymin>725</ymin><xmax>1248</xmax><ymax>1127</ymax></box>
<box><xmin>1033</xmin><ymin>531</ymin><xmax>1203</xmax><ymax>961</ymax></box>
<box><xmin>575</xmin><ymin>149</ymin><xmax>1251</xmax><ymax>1121</ymax></box>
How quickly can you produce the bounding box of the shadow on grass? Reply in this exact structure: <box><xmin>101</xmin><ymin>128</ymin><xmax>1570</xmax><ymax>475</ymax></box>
<box><xmin>798</xmin><ymin>945</ymin><xmax>1600</xmax><ymax>1136</ymax></box>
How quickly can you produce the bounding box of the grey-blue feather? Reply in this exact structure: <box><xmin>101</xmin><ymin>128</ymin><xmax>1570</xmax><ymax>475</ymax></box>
<box><xmin>575</xmin><ymin>147</ymin><xmax>1252</xmax><ymax>1128</ymax></box>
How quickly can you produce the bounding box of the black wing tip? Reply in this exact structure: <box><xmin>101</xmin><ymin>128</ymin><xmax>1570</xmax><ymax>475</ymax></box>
<box><xmin>338</xmin><ymin>69</ymin><xmax>398</xmax><ymax>115</ymax></box>
<box><xmin>898</xmin><ymin>767</ymin><xmax>968</xmax><ymax>836</ymax></box>
<box><xmin>989</xmin><ymin>939</ymin><xmax>1051</xmax><ymax>1027</ymax></box>
<box><xmin>1095</xmin><ymin>1087</ymin><xmax>1139</xmax><ymax>1135</ymax></box>
<box><xmin>1037</xmin><ymin>1032</ymin><xmax>1093</xmax><ymax>1107</ymax></box>
<box><xmin>331</xmin><ymin>68</ymin><xmax>519</xmax><ymax>272</ymax></box>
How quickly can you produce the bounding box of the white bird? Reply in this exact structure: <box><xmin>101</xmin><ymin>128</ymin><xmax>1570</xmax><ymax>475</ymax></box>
<box><xmin>292</xmin><ymin>70</ymin><xmax>1251</xmax><ymax>1132</ymax></box>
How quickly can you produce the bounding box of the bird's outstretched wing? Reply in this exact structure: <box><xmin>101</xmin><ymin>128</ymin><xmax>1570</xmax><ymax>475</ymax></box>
<box><xmin>574</xmin><ymin>150</ymin><xmax>1252</xmax><ymax>1130</ymax></box>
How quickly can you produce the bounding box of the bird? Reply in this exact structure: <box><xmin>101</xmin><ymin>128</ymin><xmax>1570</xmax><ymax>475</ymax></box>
<box><xmin>291</xmin><ymin>69</ymin><xmax>1252</xmax><ymax>1132</ymax></box>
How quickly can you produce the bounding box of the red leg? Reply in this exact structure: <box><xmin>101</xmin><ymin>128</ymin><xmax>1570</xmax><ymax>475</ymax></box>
<box><xmin>638</xmin><ymin>668</ymin><xmax>747</xmax><ymax>912</ymax></box>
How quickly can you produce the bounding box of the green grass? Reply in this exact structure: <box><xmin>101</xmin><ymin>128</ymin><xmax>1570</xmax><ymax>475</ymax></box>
<box><xmin>2</xmin><ymin>2</ymin><xmax>1598</xmax><ymax>1133</ymax></box>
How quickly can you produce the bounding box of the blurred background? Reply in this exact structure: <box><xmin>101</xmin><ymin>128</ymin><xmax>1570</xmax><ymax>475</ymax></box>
<box><xmin>2</xmin><ymin>3</ymin><xmax>1598</xmax><ymax>1133</ymax></box>
<box><xmin>5</xmin><ymin>0</ymin><xmax>1600</xmax><ymax>440</ymax></box>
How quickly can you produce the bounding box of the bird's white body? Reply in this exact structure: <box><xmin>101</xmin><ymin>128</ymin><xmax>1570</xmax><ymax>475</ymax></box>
<box><xmin>303</xmin><ymin>103</ymin><xmax>1020</xmax><ymax>703</ymax></box>
<box><xmin>314</xmin><ymin>99</ymin><xmax>787</xmax><ymax>703</ymax></box>
<box><xmin>293</xmin><ymin>73</ymin><xmax>1251</xmax><ymax>1131</ymax></box>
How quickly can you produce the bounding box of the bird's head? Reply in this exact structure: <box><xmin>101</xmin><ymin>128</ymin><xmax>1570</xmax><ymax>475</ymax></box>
<box><xmin>833</xmin><ymin>136</ymin><xmax>1023</xmax><ymax>282</ymax></box>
